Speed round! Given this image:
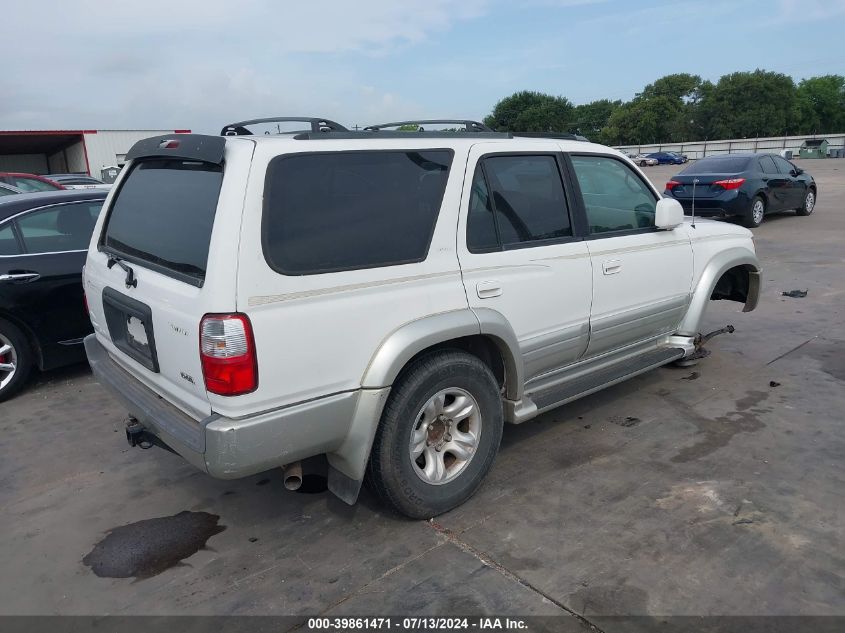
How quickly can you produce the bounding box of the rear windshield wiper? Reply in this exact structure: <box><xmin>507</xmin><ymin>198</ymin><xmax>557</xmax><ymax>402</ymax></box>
<box><xmin>107</xmin><ymin>254</ymin><xmax>138</xmax><ymax>288</ymax></box>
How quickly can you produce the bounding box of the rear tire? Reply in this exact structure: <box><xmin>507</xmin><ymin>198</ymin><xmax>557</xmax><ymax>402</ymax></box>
<box><xmin>0</xmin><ymin>318</ymin><xmax>33</xmax><ymax>402</ymax></box>
<box><xmin>742</xmin><ymin>195</ymin><xmax>765</xmax><ymax>228</ymax></box>
<box><xmin>367</xmin><ymin>350</ymin><xmax>503</xmax><ymax>519</ymax></box>
<box><xmin>796</xmin><ymin>189</ymin><xmax>815</xmax><ymax>216</ymax></box>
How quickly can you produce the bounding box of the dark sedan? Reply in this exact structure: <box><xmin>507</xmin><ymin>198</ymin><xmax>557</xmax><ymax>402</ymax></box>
<box><xmin>664</xmin><ymin>153</ymin><xmax>817</xmax><ymax>228</ymax></box>
<box><xmin>0</xmin><ymin>189</ymin><xmax>107</xmax><ymax>400</ymax></box>
<box><xmin>646</xmin><ymin>151</ymin><xmax>686</xmax><ymax>165</ymax></box>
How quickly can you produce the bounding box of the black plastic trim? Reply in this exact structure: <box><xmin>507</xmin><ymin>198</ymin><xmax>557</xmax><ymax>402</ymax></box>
<box><xmin>292</xmin><ymin>131</ymin><xmax>511</xmax><ymax>140</ymax></box>
<box><xmin>364</xmin><ymin>119</ymin><xmax>492</xmax><ymax>132</ymax></box>
<box><xmin>101</xmin><ymin>287</ymin><xmax>160</xmax><ymax>373</ymax></box>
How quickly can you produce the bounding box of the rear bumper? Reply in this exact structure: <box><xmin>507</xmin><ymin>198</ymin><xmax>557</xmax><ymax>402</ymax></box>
<box><xmin>674</xmin><ymin>191</ymin><xmax>750</xmax><ymax>217</ymax></box>
<box><xmin>85</xmin><ymin>334</ymin><xmax>356</xmax><ymax>479</ymax></box>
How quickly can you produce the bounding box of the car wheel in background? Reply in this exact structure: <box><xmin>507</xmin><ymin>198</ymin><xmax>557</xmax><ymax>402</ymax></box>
<box><xmin>796</xmin><ymin>189</ymin><xmax>816</xmax><ymax>216</ymax></box>
<box><xmin>0</xmin><ymin>318</ymin><xmax>33</xmax><ymax>402</ymax></box>
<box><xmin>367</xmin><ymin>350</ymin><xmax>503</xmax><ymax>518</ymax></box>
<box><xmin>743</xmin><ymin>195</ymin><xmax>766</xmax><ymax>228</ymax></box>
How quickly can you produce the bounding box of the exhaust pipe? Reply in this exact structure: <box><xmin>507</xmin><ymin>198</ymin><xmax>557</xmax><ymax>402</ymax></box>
<box><xmin>283</xmin><ymin>462</ymin><xmax>303</xmax><ymax>491</ymax></box>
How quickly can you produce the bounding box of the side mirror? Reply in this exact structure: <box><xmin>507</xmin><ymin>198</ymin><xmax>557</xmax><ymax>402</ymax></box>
<box><xmin>792</xmin><ymin>167</ymin><xmax>803</xmax><ymax>176</ymax></box>
<box><xmin>655</xmin><ymin>198</ymin><xmax>684</xmax><ymax>230</ymax></box>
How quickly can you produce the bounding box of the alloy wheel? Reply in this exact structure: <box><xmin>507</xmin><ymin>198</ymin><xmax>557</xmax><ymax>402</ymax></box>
<box><xmin>409</xmin><ymin>387</ymin><xmax>482</xmax><ymax>485</ymax></box>
<box><xmin>0</xmin><ymin>333</ymin><xmax>17</xmax><ymax>391</ymax></box>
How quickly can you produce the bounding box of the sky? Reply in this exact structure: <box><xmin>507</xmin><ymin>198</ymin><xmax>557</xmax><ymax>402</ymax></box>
<box><xmin>2</xmin><ymin>0</ymin><xmax>844</xmax><ymax>134</ymax></box>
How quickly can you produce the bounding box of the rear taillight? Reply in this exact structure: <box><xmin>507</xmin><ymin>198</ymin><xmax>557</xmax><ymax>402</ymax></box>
<box><xmin>713</xmin><ymin>178</ymin><xmax>745</xmax><ymax>190</ymax></box>
<box><xmin>666</xmin><ymin>180</ymin><xmax>681</xmax><ymax>190</ymax></box>
<box><xmin>200</xmin><ymin>314</ymin><xmax>258</xmax><ymax>396</ymax></box>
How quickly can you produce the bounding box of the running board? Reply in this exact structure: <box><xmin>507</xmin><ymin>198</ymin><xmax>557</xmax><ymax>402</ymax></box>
<box><xmin>527</xmin><ymin>347</ymin><xmax>685</xmax><ymax>414</ymax></box>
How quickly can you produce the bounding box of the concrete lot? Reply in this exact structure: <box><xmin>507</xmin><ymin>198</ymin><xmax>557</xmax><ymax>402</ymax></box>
<box><xmin>1</xmin><ymin>159</ymin><xmax>843</xmax><ymax>625</ymax></box>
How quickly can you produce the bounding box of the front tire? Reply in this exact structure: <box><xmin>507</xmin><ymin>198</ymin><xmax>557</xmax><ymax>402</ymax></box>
<box><xmin>796</xmin><ymin>189</ymin><xmax>816</xmax><ymax>216</ymax></box>
<box><xmin>743</xmin><ymin>195</ymin><xmax>766</xmax><ymax>228</ymax></box>
<box><xmin>0</xmin><ymin>318</ymin><xmax>33</xmax><ymax>402</ymax></box>
<box><xmin>367</xmin><ymin>350</ymin><xmax>503</xmax><ymax>519</ymax></box>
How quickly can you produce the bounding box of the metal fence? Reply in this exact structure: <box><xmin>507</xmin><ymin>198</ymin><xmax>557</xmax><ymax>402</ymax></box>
<box><xmin>616</xmin><ymin>132</ymin><xmax>845</xmax><ymax>160</ymax></box>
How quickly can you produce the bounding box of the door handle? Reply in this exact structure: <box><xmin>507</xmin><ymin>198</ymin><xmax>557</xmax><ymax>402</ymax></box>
<box><xmin>602</xmin><ymin>260</ymin><xmax>622</xmax><ymax>275</ymax></box>
<box><xmin>476</xmin><ymin>280</ymin><xmax>502</xmax><ymax>299</ymax></box>
<box><xmin>0</xmin><ymin>272</ymin><xmax>41</xmax><ymax>284</ymax></box>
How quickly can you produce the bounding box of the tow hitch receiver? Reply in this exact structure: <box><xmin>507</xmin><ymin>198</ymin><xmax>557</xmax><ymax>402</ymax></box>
<box><xmin>125</xmin><ymin>417</ymin><xmax>177</xmax><ymax>454</ymax></box>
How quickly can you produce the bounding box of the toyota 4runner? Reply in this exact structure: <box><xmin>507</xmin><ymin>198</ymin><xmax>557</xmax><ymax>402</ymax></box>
<box><xmin>83</xmin><ymin>117</ymin><xmax>761</xmax><ymax>518</ymax></box>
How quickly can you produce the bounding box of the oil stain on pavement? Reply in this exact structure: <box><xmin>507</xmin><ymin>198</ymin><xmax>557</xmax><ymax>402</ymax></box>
<box><xmin>82</xmin><ymin>511</ymin><xmax>225</xmax><ymax>579</ymax></box>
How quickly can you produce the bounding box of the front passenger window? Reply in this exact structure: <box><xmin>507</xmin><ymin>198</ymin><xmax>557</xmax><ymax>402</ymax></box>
<box><xmin>570</xmin><ymin>156</ymin><xmax>657</xmax><ymax>234</ymax></box>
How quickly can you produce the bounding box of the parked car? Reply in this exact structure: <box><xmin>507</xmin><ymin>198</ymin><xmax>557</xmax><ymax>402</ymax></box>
<box><xmin>667</xmin><ymin>151</ymin><xmax>688</xmax><ymax>163</ymax></box>
<box><xmin>44</xmin><ymin>174</ymin><xmax>112</xmax><ymax>190</ymax></box>
<box><xmin>664</xmin><ymin>152</ymin><xmax>816</xmax><ymax>228</ymax></box>
<box><xmin>0</xmin><ymin>172</ymin><xmax>65</xmax><ymax>193</ymax></box>
<box><xmin>632</xmin><ymin>154</ymin><xmax>658</xmax><ymax>166</ymax></box>
<box><xmin>0</xmin><ymin>189</ymin><xmax>107</xmax><ymax>400</ymax></box>
<box><xmin>646</xmin><ymin>151</ymin><xmax>685</xmax><ymax>165</ymax></box>
<box><xmin>0</xmin><ymin>183</ymin><xmax>24</xmax><ymax>197</ymax></box>
<box><xmin>83</xmin><ymin>122</ymin><xmax>760</xmax><ymax>518</ymax></box>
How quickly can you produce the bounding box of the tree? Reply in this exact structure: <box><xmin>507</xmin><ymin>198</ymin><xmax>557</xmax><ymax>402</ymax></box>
<box><xmin>572</xmin><ymin>99</ymin><xmax>621</xmax><ymax>138</ymax></box>
<box><xmin>601</xmin><ymin>96</ymin><xmax>682</xmax><ymax>145</ymax></box>
<box><xmin>697</xmin><ymin>70</ymin><xmax>801</xmax><ymax>139</ymax></box>
<box><xmin>484</xmin><ymin>91</ymin><xmax>575</xmax><ymax>133</ymax></box>
<box><xmin>796</xmin><ymin>75</ymin><xmax>845</xmax><ymax>134</ymax></box>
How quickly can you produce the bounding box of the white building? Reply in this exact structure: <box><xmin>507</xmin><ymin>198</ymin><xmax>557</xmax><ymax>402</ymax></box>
<box><xmin>0</xmin><ymin>129</ymin><xmax>191</xmax><ymax>180</ymax></box>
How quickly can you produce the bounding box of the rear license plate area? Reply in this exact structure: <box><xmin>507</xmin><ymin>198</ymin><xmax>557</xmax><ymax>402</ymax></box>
<box><xmin>102</xmin><ymin>287</ymin><xmax>159</xmax><ymax>372</ymax></box>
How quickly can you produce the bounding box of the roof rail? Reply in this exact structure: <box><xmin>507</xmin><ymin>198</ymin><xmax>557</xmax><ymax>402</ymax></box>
<box><xmin>292</xmin><ymin>130</ymin><xmax>512</xmax><ymax>140</ymax></box>
<box><xmin>513</xmin><ymin>132</ymin><xmax>590</xmax><ymax>142</ymax></box>
<box><xmin>364</xmin><ymin>119</ymin><xmax>493</xmax><ymax>132</ymax></box>
<box><xmin>220</xmin><ymin>117</ymin><xmax>348</xmax><ymax>136</ymax></box>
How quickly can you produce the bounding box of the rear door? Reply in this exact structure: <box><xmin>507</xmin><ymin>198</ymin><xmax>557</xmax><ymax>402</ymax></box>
<box><xmin>759</xmin><ymin>155</ymin><xmax>788</xmax><ymax>211</ymax></box>
<box><xmin>567</xmin><ymin>153</ymin><xmax>693</xmax><ymax>357</ymax></box>
<box><xmin>457</xmin><ymin>144</ymin><xmax>593</xmax><ymax>383</ymax></box>
<box><xmin>85</xmin><ymin>136</ymin><xmax>254</xmax><ymax>420</ymax></box>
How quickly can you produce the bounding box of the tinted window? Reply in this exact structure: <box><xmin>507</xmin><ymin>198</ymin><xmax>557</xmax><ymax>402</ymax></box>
<box><xmin>759</xmin><ymin>156</ymin><xmax>778</xmax><ymax>173</ymax></box>
<box><xmin>17</xmin><ymin>201</ymin><xmax>102</xmax><ymax>254</ymax></box>
<box><xmin>0</xmin><ymin>186</ymin><xmax>17</xmax><ymax>197</ymax></box>
<box><xmin>481</xmin><ymin>155</ymin><xmax>571</xmax><ymax>246</ymax></box>
<box><xmin>103</xmin><ymin>159</ymin><xmax>223</xmax><ymax>284</ymax></box>
<box><xmin>571</xmin><ymin>155</ymin><xmax>656</xmax><ymax>234</ymax></box>
<box><xmin>773</xmin><ymin>156</ymin><xmax>795</xmax><ymax>174</ymax></box>
<box><xmin>682</xmin><ymin>157</ymin><xmax>751</xmax><ymax>174</ymax></box>
<box><xmin>467</xmin><ymin>166</ymin><xmax>499</xmax><ymax>252</ymax></box>
<box><xmin>11</xmin><ymin>177</ymin><xmax>61</xmax><ymax>192</ymax></box>
<box><xmin>263</xmin><ymin>150</ymin><xmax>452</xmax><ymax>275</ymax></box>
<box><xmin>0</xmin><ymin>224</ymin><xmax>19</xmax><ymax>255</ymax></box>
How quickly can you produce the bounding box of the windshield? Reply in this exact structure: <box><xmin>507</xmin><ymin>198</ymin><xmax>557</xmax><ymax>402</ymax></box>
<box><xmin>102</xmin><ymin>159</ymin><xmax>223</xmax><ymax>285</ymax></box>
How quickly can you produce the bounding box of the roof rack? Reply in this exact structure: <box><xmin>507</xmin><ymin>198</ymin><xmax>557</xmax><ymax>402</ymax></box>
<box><xmin>364</xmin><ymin>119</ymin><xmax>493</xmax><ymax>132</ymax></box>
<box><xmin>292</xmin><ymin>130</ymin><xmax>511</xmax><ymax>140</ymax></box>
<box><xmin>220</xmin><ymin>117</ymin><xmax>348</xmax><ymax>136</ymax></box>
<box><xmin>513</xmin><ymin>132</ymin><xmax>590</xmax><ymax>142</ymax></box>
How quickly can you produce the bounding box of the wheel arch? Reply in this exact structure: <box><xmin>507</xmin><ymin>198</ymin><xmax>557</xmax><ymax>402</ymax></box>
<box><xmin>0</xmin><ymin>310</ymin><xmax>45</xmax><ymax>370</ymax></box>
<box><xmin>327</xmin><ymin>310</ymin><xmax>523</xmax><ymax>502</ymax></box>
<box><xmin>677</xmin><ymin>249</ymin><xmax>761</xmax><ymax>336</ymax></box>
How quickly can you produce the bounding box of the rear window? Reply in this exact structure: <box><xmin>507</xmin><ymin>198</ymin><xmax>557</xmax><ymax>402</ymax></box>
<box><xmin>102</xmin><ymin>159</ymin><xmax>223</xmax><ymax>286</ymax></box>
<box><xmin>683</xmin><ymin>157</ymin><xmax>751</xmax><ymax>174</ymax></box>
<box><xmin>263</xmin><ymin>150</ymin><xmax>452</xmax><ymax>275</ymax></box>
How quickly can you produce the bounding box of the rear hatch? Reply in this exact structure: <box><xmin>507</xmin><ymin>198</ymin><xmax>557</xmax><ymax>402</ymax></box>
<box><xmin>84</xmin><ymin>135</ymin><xmax>253</xmax><ymax>419</ymax></box>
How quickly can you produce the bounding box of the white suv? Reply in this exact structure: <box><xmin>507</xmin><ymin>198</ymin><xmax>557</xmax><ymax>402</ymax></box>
<box><xmin>83</xmin><ymin>118</ymin><xmax>761</xmax><ymax>518</ymax></box>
